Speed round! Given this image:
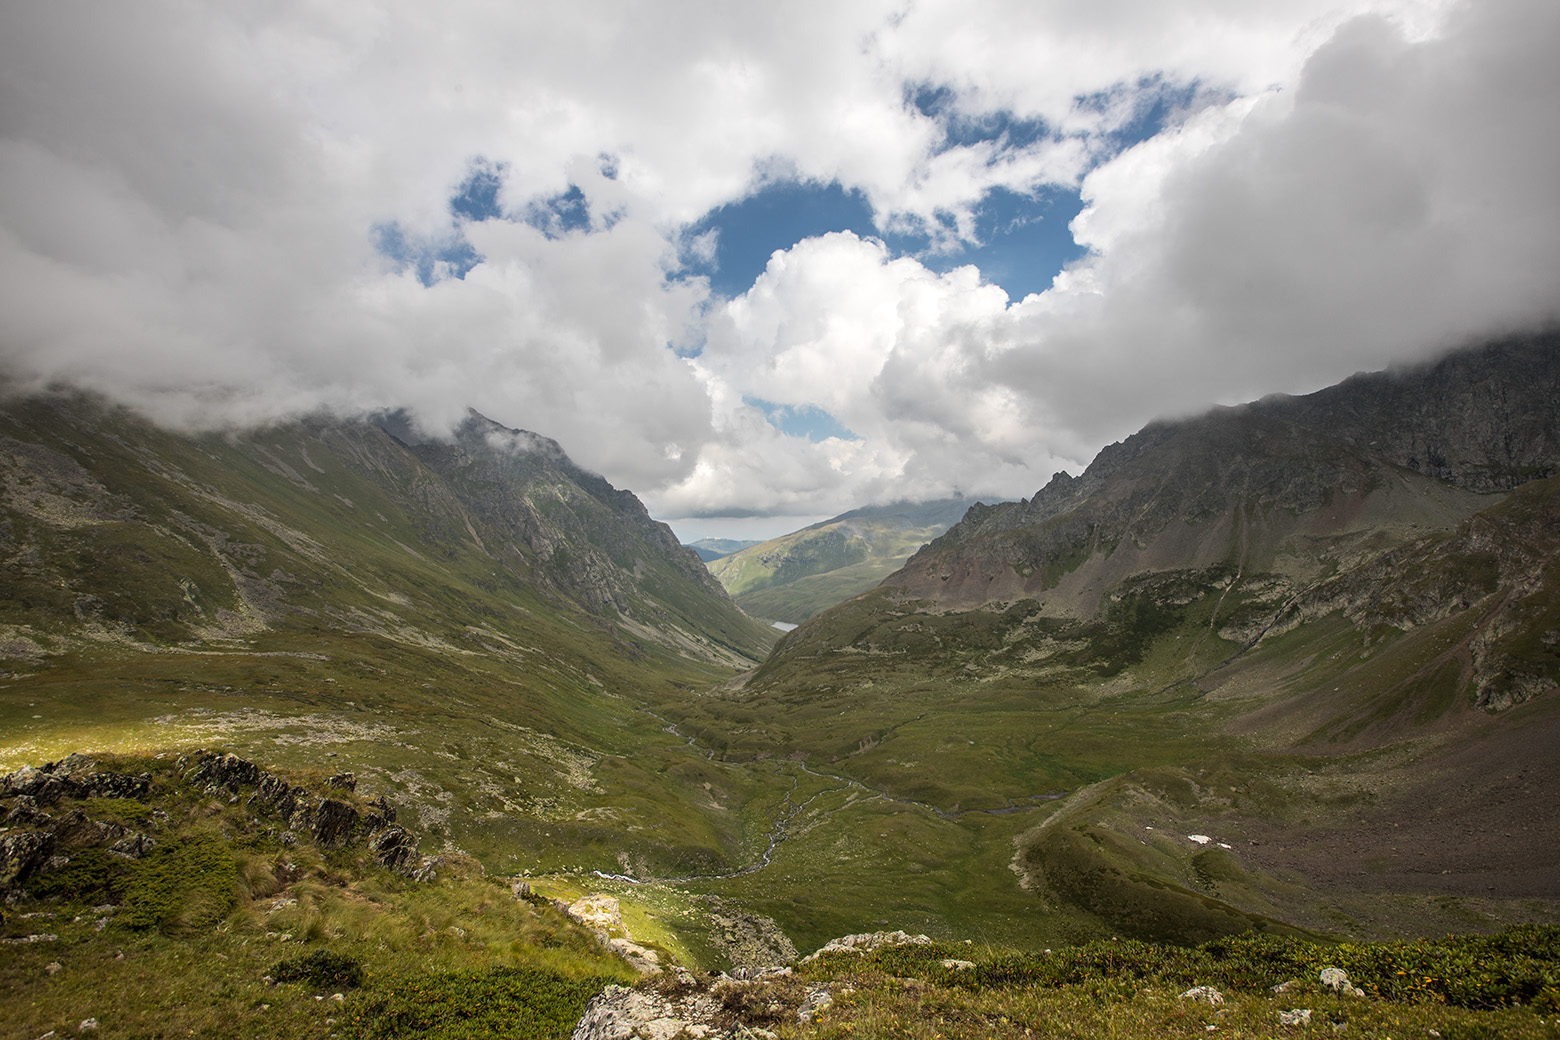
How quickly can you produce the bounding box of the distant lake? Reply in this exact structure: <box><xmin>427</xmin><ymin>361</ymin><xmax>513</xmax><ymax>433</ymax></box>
<box><xmin>771</xmin><ymin>621</ymin><xmax>798</xmax><ymax>632</ymax></box>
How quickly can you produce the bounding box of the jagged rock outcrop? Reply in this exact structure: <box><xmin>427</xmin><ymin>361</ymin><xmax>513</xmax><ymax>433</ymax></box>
<box><xmin>0</xmin><ymin>750</ymin><xmax>432</xmax><ymax>895</ymax></box>
<box><xmin>176</xmin><ymin>751</ymin><xmax>430</xmax><ymax>874</ymax></box>
<box><xmin>311</xmin><ymin>799</ymin><xmax>360</xmax><ymax>849</ymax></box>
<box><xmin>1</xmin><ymin>759</ymin><xmax>152</xmax><ymax>806</ymax></box>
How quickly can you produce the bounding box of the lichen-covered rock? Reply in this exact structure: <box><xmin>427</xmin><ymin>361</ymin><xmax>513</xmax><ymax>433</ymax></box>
<box><xmin>326</xmin><ymin>772</ymin><xmax>357</xmax><ymax>792</ymax></box>
<box><xmin>802</xmin><ymin>931</ymin><xmax>932</xmax><ymax>961</ymax></box>
<box><xmin>570</xmin><ymin>981</ymin><xmax>728</xmax><ymax>1040</ymax></box>
<box><xmin>185</xmin><ymin>752</ymin><xmax>264</xmax><ymax>793</ymax></box>
<box><xmin>78</xmin><ymin>771</ymin><xmax>151</xmax><ymax>800</ymax></box>
<box><xmin>0</xmin><ymin>831</ymin><xmax>57</xmax><ymax>890</ymax></box>
<box><xmin>4</xmin><ymin>794</ymin><xmax>51</xmax><ymax>827</ymax></box>
<box><xmin>796</xmin><ymin>986</ymin><xmax>833</xmax><ymax>1024</ymax></box>
<box><xmin>567</xmin><ymin>894</ymin><xmax>625</xmax><ymax>937</ymax></box>
<box><xmin>362</xmin><ymin>794</ymin><xmax>396</xmax><ymax>832</ymax></box>
<box><xmin>249</xmin><ymin>775</ymin><xmax>303</xmax><ymax>819</ymax></box>
<box><xmin>53</xmin><ymin>810</ymin><xmax>125</xmax><ymax>847</ymax></box>
<box><xmin>108</xmin><ymin>832</ymin><xmax>156</xmax><ymax>860</ymax></box>
<box><xmin>1179</xmin><ymin>985</ymin><xmax>1225</xmax><ymax>1005</ymax></box>
<box><xmin>368</xmin><ymin>826</ymin><xmax>418</xmax><ymax>873</ymax></box>
<box><xmin>608</xmin><ymin>937</ymin><xmax>662</xmax><ymax>976</ymax></box>
<box><xmin>1319</xmin><ymin>967</ymin><xmax>1365</xmax><ymax>997</ymax></box>
<box><xmin>311</xmin><ymin>799</ymin><xmax>359</xmax><ymax>848</ymax></box>
<box><xmin>1</xmin><ymin>765</ymin><xmax>45</xmax><ymax>797</ymax></box>
<box><xmin>705</xmin><ymin>910</ymin><xmax>797</xmax><ymax>970</ymax></box>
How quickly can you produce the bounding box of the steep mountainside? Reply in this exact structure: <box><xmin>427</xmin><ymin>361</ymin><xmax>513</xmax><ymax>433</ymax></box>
<box><xmin>662</xmin><ymin>332</ymin><xmax>1560</xmax><ymax>947</ymax></box>
<box><xmin>898</xmin><ymin>333</ymin><xmax>1559</xmax><ymax>615</ymax></box>
<box><xmin>707</xmin><ymin>498</ymin><xmax>975</xmax><ymax>623</ymax></box>
<box><xmin>0</xmin><ymin>396</ymin><xmax>772</xmax><ymax>669</ymax></box>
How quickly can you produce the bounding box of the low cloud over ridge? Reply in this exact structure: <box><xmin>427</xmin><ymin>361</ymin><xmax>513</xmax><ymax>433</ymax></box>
<box><xmin>1</xmin><ymin>0</ymin><xmax>1556</xmax><ymax>524</ymax></box>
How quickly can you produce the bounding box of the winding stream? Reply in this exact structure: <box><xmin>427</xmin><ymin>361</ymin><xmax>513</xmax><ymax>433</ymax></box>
<box><xmin>590</xmin><ymin>709</ymin><xmax>1066</xmax><ymax>885</ymax></box>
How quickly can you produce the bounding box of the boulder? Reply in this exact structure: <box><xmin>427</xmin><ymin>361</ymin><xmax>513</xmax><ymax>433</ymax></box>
<box><xmin>1319</xmin><ymin>967</ymin><xmax>1366</xmax><ymax>998</ymax></box>
<box><xmin>1179</xmin><ymin>985</ymin><xmax>1225</xmax><ymax>1005</ymax></box>
<box><xmin>608</xmin><ymin>937</ymin><xmax>662</xmax><ymax>975</ymax></box>
<box><xmin>566</xmin><ymin>894</ymin><xmax>625</xmax><ymax>937</ymax></box>
<box><xmin>1</xmin><ymin>765</ymin><xmax>44</xmax><ymax>797</ymax></box>
<box><xmin>570</xmin><ymin>980</ymin><xmax>730</xmax><ymax>1040</ymax></box>
<box><xmin>802</xmin><ymin>931</ymin><xmax>932</xmax><ymax>961</ymax></box>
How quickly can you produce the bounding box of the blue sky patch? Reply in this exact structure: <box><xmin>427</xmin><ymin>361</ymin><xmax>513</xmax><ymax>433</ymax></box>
<box><xmin>892</xmin><ymin>185</ymin><xmax>1088</xmax><ymax>301</ymax></box>
<box><xmin>373</xmin><ymin>221</ymin><xmax>482</xmax><ymax>286</ymax></box>
<box><xmin>685</xmin><ymin>181</ymin><xmax>879</xmax><ymax>297</ymax></box>
<box><xmin>685</xmin><ymin>174</ymin><xmax>1086</xmax><ymax>304</ymax></box>
<box><xmin>450</xmin><ymin>161</ymin><xmax>506</xmax><ymax>221</ymax></box>
<box><xmin>745</xmin><ymin>397</ymin><xmax>858</xmax><ymax>442</ymax></box>
<box><xmin>525</xmin><ymin>184</ymin><xmax>593</xmax><ymax>238</ymax></box>
<box><xmin>1081</xmin><ymin>75</ymin><xmax>1223</xmax><ymax>155</ymax></box>
<box><xmin>909</xmin><ymin>83</ymin><xmax>1051</xmax><ymax>153</ymax></box>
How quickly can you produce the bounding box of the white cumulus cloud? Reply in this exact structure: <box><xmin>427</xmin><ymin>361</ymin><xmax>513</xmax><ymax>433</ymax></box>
<box><xmin>0</xmin><ymin>0</ymin><xmax>1554</xmax><ymax>528</ymax></box>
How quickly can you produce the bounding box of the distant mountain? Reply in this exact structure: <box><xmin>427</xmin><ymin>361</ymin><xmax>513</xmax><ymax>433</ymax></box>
<box><xmin>705</xmin><ymin>498</ymin><xmax>976</xmax><ymax>623</ymax></box>
<box><xmin>685</xmin><ymin>537</ymin><xmax>761</xmax><ymax>562</ymax></box>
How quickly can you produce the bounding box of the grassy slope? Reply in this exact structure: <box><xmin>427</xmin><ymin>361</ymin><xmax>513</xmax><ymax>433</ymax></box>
<box><xmin>8</xmin><ymin>757</ymin><xmax>1557</xmax><ymax>1040</ymax></box>
<box><xmin>0</xmin><ymin>753</ymin><xmax>636</xmax><ymax>1040</ymax></box>
<box><xmin>6</xmin><ymin>385</ymin><xmax>1560</xmax><ymax>1013</ymax></box>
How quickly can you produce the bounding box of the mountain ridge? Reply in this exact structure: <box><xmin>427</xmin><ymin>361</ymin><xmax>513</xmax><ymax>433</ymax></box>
<box><xmin>707</xmin><ymin>497</ymin><xmax>976</xmax><ymax>623</ymax></box>
<box><xmin>894</xmin><ymin>331</ymin><xmax>1560</xmax><ymax>617</ymax></box>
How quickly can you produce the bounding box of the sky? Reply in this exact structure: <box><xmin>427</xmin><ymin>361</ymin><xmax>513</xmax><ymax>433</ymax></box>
<box><xmin>2</xmin><ymin>1</ymin><xmax>1558</xmax><ymax>543</ymax></box>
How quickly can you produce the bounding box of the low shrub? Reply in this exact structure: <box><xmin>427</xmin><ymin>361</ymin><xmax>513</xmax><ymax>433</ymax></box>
<box><xmin>270</xmin><ymin>949</ymin><xmax>365</xmax><ymax>990</ymax></box>
<box><xmin>352</xmin><ymin>967</ymin><xmax>615</xmax><ymax>1040</ymax></box>
<box><xmin>936</xmin><ymin>926</ymin><xmax>1560</xmax><ymax>1010</ymax></box>
<box><xmin>116</xmin><ymin>833</ymin><xmax>239</xmax><ymax>933</ymax></box>
<box><xmin>24</xmin><ymin>847</ymin><xmax>131</xmax><ymax>904</ymax></box>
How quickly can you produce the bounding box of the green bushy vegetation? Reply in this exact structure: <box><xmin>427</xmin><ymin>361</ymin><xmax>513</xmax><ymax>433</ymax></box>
<box><xmin>787</xmin><ymin>931</ymin><xmax>1560</xmax><ymax>1040</ymax></box>
<box><xmin>117</xmin><ymin>832</ymin><xmax>241</xmax><ymax>934</ymax></box>
<box><xmin>351</xmin><ymin>966</ymin><xmax>617</xmax><ymax>1039</ymax></box>
<box><xmin>270</xmin><ymin>949</ymin><xmax>366</xmax><ymax>989</ymax></box>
